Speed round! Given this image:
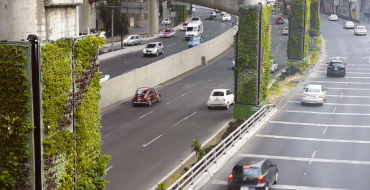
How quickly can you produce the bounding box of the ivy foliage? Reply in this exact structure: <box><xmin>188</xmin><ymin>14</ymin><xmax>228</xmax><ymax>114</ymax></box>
<box><xmin>260</xmin><ymin>5</ymin><xmax>272</xmax><ymax>102</ymax></box>
<box><xmin>0</xmin><ymin>44</ymin><xmax>33</xmax><ymax>189</ymax></box>
<box><xmin>74</xmin><ymin>35</ymin><xmax>111</xmax><ymax>190</ymax></box>
<box><xmin>236</xmin><ymin>4</ymin><xmax>261</xmax><ymax>105</ymax></box>
<box><xmin>288</xmin><ymin>0</ymin><xmax>307</xmax><ymax>60</ymax></box>
<box><xmin>310</xmin><ymin>0</ymin><xmax>320</xmax><ymax>36</ymax></box>
<box><xmin>305</xmin><ymin>0</ymin><xmax>311</xmax><ymax>58</ymax></box>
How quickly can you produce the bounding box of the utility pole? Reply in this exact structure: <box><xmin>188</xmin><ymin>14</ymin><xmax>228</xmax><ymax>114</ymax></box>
<box><xmin>111</xmin><ymin>8</ymin><xmax>114</xmax><ymax>52</ymax></box>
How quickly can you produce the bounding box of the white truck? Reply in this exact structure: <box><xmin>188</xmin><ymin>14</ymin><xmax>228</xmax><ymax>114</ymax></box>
<box><xmin>185</xmin><ymin>21</ymin><xmax>203</xmax><ymax>41</ymax></box>
<box><xmin>271</xmin><ymin>60</ymin><xmax>279</xmax><ymax>73</ymax></box>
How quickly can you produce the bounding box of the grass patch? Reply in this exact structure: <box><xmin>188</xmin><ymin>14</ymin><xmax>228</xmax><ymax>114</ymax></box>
<box><xmin>267</xmin><ymin>74</ymin><xmax>303</xmax><ymax>104</ymax></box>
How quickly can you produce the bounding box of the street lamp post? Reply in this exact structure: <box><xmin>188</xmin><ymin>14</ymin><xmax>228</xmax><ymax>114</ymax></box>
<box><xmin>111</xmin><ymin>8</ymin><xmax>114</xmax><ymax>52</ymax></box>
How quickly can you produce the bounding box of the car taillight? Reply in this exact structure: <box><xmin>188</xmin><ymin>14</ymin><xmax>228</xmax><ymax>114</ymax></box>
<box><xmin>208</xmin><ymin>98</ymin><xmax>211</xmax><ymax>101</ymax></box>
<box><xmin>319</xmin><ymin>94</ymin><xmax>323</xmax><ymax>98</ymax></box>
<box><xmin>228</xmin><ymin>174</ymin><xmax>233</xmax><ymax>181</ymax></box>
<box><xmin>341</xmin><ymin>66</ymin><xmax>345</xmax><ymax>68</ymax></box>
<box><xmin>328</xmin><ymin>65</ymin><xmax>332</xmax><ymax>68</ymax></box>
<box><xmin>301</xmin><ymin>94</ymin><xmax>304</xmax><ymax>97</ymax></box>
<box><xmin>257</xmin><ymin>176</ymin><xmax>265</xmax><ymax>183</ymax></box>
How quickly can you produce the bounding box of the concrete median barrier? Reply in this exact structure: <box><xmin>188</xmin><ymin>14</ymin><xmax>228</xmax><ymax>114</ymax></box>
<box><xmin>99</xmin><ymin>28</ymin><xmax>236</xmax><ymax>110</ymax></box>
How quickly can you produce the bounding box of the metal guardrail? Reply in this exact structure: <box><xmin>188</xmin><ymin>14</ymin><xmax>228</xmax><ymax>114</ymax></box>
<box><xmin>268</xmin><ymin>68</ymin><xmax>286</xmax><ymax>89</ymax></box>
<box><xmin>166</xmin><ymin>104</ymin><xmax>276</xmax><ymax>190</ymax></box>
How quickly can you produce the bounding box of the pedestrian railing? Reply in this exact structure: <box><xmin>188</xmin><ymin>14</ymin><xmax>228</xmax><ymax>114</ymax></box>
<box><xmin>166</xmin><ymin>104</ymin><xmax>276</xmax><ymax>190</ymax></box>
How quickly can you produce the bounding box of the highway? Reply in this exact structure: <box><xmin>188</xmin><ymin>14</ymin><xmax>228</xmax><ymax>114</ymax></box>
<box><xmin>99</xmin><ymin>8</ymin><xmax>236</xmax><ymax>78</ymax></box>
<box><xmin>201</xmin><ymin>14</ymin><xmax>370</xmax><ymax>190</ymax></box>
<box><xmin>101</xmin><ymin>15</ymin><xmax>285</xmax><ymax>190</ymax></box>
<box><xmin>270</xmin><ymin>14</ymin><xmax>288</xmax><ymax>70</ymax></box>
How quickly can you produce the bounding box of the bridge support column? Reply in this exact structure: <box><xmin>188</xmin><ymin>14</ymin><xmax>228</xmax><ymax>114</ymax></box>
<box><xmin>148</xmin><ymin>0</ymin><xmax>159</xmax><ymax>35</ymax></box>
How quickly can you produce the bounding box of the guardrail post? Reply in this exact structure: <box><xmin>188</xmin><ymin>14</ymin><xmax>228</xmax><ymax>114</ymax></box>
<box><xmin>213</xmin><ymin>150</ymin><xmax>217</xmax><ymax>163</ymax></box>
<box><xmin>191</xmin><ymin>170</ymin><xmax>194</xmax><ymax>180</ymax></box>
<box><xmin>239</xmin><ymin>127</ymin><xmax>242</xmax><ymax>139</ymax></box>
<box><xmin>205</xmin><ymin>156</ymin><xmax>208</xmax><ymax>167</ymax></box>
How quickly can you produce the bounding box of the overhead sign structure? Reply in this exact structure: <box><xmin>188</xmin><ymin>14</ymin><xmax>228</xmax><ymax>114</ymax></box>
<box><xmin>120</xmin><ymin>2</ymin><xmax>148</xmax><ymax>14</ymax></box>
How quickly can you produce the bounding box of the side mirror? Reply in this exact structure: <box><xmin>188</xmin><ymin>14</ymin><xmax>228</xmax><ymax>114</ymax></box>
<box><xmin>303</xmin><ymin>87</ymin><xmax>306</xmax><ymax>89</ymax></box>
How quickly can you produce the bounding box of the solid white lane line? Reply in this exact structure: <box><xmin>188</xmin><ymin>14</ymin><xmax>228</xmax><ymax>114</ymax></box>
<box><xmin>256</xmin><ymin>134</ymin><xmax>370</xmax><ymax>144</ymax></box>
<box><xmin>173</xmin><ymin>112</ymin><xmax>197</xmax><ymax>127</ymax></box>
<box><xmin>269</xmin><ymin>121</ymin><xmax>370</xmax><ymax>128</ymax></box>
<box><xmin>309</xmin><ymin>151</ymin><xmax>316</xmax><ymax>164</ymax></box>
<box><xmin>333</xmin><ymin>107</ymin><xmax>336</xmax><ymax>113</ymax></box>
<box><xmin>239</xmin><ymin>153</ymin><xmax>370</xmax><ymax>165</ymax></box>
<box><xmin>139</xmin><ymin>111</ymin><xmax>154</xmax><ymax>119</ymax></box>
<box><xmin>315</xmin><ymin>76</ymin><xmax>370</xmax><ymax>79</ymax></box>
<box><xmin>281</xmin><ymin>109</ymin><xmax>370</xmax><ymax>116</ymax></box>
<box><xmin>174</xmin><ymin>90</ymin><xmax>193</xmax><ymax>100</ymax></box>
<box><xmin>305</xmin><ymin>80</ymin><xmax>370</xmax><ymax>84</ymax></box>
<box><xmin>295</xmin><ymin>94</ymin><xmax>370</xmax><ymax>98</ymax></box>
<box><xmin>142</xmin><ymin>135</ymin><xmax>162</xmax><ymax>147</ymax></box>
<box><xmin>102</xmin><ymin>133</ymin><xmax>111</xmax><ymax>138</ymax></box>
<box><xmin>315</xmin><ymin>71</ymin><xmax>370</xmax><ymax>75</ymax></box>
<box><xmin>105</xmin><ymin>165</ymin><xmax>113</xmax><ymax>172</ymax></box>
<box><xmin>211</xmin><ymin>181</ymin><xmax>350</xmax><ymax>190</ymax></box>
<box><xmin>323</xmin><ymin>126</ymin><xmax>328</xmax><ymax>134</ymax></box>
<box><xmin>326</xmin><ymin>87</ymin><xmax>370</xmax><ymax>91</ymax></box>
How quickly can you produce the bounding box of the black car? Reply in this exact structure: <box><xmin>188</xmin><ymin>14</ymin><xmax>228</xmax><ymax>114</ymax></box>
<box><xmin>227</xmin><ymin>158</ymin><xmax>278</xmax><ymax>190</ymax></box>
<box><xmin>327</xmin><ymin>60</ymin><xmax>346</xmax><ymax>77</ymax></box>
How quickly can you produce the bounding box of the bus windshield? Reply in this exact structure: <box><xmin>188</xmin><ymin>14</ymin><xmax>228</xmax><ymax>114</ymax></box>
<box><xmin>187</xmin><ymin>27</ymin><xmax>198</xmax><ymax>32</ymax></box>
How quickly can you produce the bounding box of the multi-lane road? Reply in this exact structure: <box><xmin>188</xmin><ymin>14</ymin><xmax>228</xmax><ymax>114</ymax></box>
<box><xmin>100</xmin><ymin>13</ymin><xmax>288</xmax><ymax>190</ymax></box>
<box><xmin>202</xmin><ymin>14</ymin><xmax>370</xmax><ymax>190</ymax></box>
<box><xmin>100</xmin><ymin>7</ymin><xmax>237</xmax><ymax>78</ymax></box>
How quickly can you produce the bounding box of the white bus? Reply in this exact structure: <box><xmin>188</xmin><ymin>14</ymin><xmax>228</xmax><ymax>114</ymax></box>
<box><xmin>185</xmin><ymin>21</ymin><xmax>203</xmax><ymax>41</ymax></box>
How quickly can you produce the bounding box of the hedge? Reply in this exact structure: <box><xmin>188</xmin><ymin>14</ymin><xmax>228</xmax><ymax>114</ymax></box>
<box><xmin>236</xmin><ymin>4</ymin><xmax>260</xmax><ymax>105</ymax></box>
<box><xmin>0</xmin><ymin>43</ymin><xmax>33</xmax><ymax>189</ymax></box>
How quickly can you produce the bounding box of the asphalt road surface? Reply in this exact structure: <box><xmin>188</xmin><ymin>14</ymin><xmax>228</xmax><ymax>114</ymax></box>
<box><xmin>100</xmin><ymin>8</ymin><xmax>236</xmax><ymax>78</ymax></box>
<box><xmin>101</xmin><ymin>15</ymin><xmax>286</xmax><ymax>190</ymax></box>
<box><xmin>270</xmin><ymin>15</ymin><xmax>288</xmax><ymax>71</ymax></box>
<box><xmin>201</xmin><ymin>14</ymin><xmax>370</xmax><ymax>190</ymax></box>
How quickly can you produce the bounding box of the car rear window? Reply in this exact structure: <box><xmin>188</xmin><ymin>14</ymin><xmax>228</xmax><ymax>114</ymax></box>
<box><xmin>331</xmin><ymin>62</ymin><xmax>342</xmax><ymax>67</ymax></box>
<box><xmin>284</xmin><ymin>27</ymin><xmax>288</xmax><ymax>30</ymax></box>
<box><xmin>233</xmin><ymin>166</ymin><xmax>260</xmax><ymax>176</ymax></box>
<box><xmin>137</xmin><ymin>89</ymin><xmax>148</xmax><ymax>95</ymax></box>
<box><xmin>146</xmin><ymin>44</ymin><xmax>156</xmax><ymax>48</ymax></box>
<box><xmin>305</xmin><ymin>88</ymin><xmax>320</xmax><ymax>93</ymax></box>
<box><xmin>182</xmin><ymin>23</ymin><xmax>188</xmax><ymax>26</ymax></box>
<box><xmin>165</xmin><ymin>29</ymin><xmax>171</xmax><ymax>32</ymax></box>
<box><xmin>358</xmin><ymin>26</ymin><xmax>365</xmax><ymax>29</ymax></box>
<box><xmin>212</xmin><ymin>91</ymin><xmax>224</xmax><ymax>96</ymax></box>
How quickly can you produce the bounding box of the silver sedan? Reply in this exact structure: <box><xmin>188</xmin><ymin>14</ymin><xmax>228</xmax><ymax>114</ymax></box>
<box><xmin>301</xmin><ymin>84</ymin><xmax>327</xmax><ymax>106</ymax></box>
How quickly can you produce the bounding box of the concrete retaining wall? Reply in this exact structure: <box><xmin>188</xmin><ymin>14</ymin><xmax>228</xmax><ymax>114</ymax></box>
<box><xmin>99</xmin><ymin>28</ymin><xmax>236</xmax><ymax>109</ymax></box>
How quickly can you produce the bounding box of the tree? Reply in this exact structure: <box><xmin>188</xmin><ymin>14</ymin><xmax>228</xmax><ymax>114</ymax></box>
<box><xmin>97</xmin><ymin>0</ymin><xmax>129</xmax><ymax>39</ymax></box>
<box><xmin>347</xmin><ymin>0</ymin><xmax>353</xmax><ymax>18</ymax></box>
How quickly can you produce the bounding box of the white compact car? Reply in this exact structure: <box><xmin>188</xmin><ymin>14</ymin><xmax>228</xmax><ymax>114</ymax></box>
<box><xmin>343</xmin><ymin>21</ymin><xmax>355</xmax><ymax>29</ymax></box>
<box><xmin>207</xmin><ymin>89</ymin><xmax>235</xmax><ymax>110</ymax></box>
<box><xmin>162</xmin><ymin>18</ymin><xmax>171</xmax><ymax>25</ymax></box>
<box><xmin>282</xmin><ymin>27</ymin><xmax>289</xmax><ymax>35</ymax></box>
<box><xmin>301</xmin><ymin>85</ymin><xmax>327</xmax><ymax>106</ymax></box>
<box><xmin>328</xmin><ymin>14</ymin><xmax>338</xmax><ymax>21</ymax></box>
<box><xmin>222</xmin><ymin>14</ymin><xmax>231</xmax><ymax>21</ymax></box>
<box><xmin>354</xmin><ymin>26</ymin><xmax>367</xmax><ymax>35</ymax></box>
<box><xmin>271</xmin><ymin>60</ymin><xmax>278</xmax><ymax>73</ymax></box>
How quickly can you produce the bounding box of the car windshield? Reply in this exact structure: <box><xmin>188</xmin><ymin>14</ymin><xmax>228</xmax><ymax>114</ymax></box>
<box><xmin>305</xmin><ymin>87</ymin><xmax>320</xmax><ymax>93</ymax></box>
<box><xmin>164</xmin><ymin>18</ymin><xmax>169</xmax><ymax>21</ymax></box>
<box><xmin>137</xmin><ymin>89</ymin><xmax>148</xmax><ymax>95</ymax></box>
<box><xmin>233</xmin><ymin>167</ymin><xmax>260</xmax><ymax>176</ymax></box>
<box><xmin>187</xmin><ymin>27</ymin><xmax>197</xmax><ymax>32</ymax></box>
<box><xmin>212</xmin><ymin>91</ymin><xmax>224</xmax><ymax>96</ymax></box>
<box><xmin>146</xmin><ymin>44</ymin><xmax>156</xmax><ymax>48</ymax></box>
<box><xmin>164</xmin><ymin>29</ymin><xmax>171</xmax><ymax>32</ymax></box>
<box><xmin>192</xmin><ymin>18</ymin><xmax>200</xmax><ymax>21</ymax></box>
<box><xmin>182</xmin><ymin>23</ymin><xmax>188</xmax><ymax>26</ymax></box>
<box><xmin>191</xmin><ymin>38</ymin><xmax>200</xmax><ymax>42</ymax></box>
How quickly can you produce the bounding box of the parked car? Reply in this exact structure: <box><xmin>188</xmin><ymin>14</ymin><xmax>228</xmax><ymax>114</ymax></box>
<box><xmin>282</xmin><ymin>27</ymin><xmax>289</xmax><ymax>35</ymax></box>
<box><xmin>161</xmin><ymin>28</ymin><xmax>175</xmax><ymax>37</ymax></box>
<box><xmin>143</xmin><ymin>42</ymin><xmax>164</xmax><ymax>57</ymax></box>
<box><xmin>301</xmin><ymin>85</ymin><xmax>327</xmax><ymax>106</ymax></box>
<box><xmin>222</xmin><ymin>14</ymin><xmax>231</xmax><ymax>21</ymax></box>
<box><xmin>99</xmin><ymin>31</ymin><xmax>106</xmax><ymax>39</ymax></box>
<box><xmin>271</xmin><ymin>60</ymin><xmax>278</xmax><ymax>73</ymax></box>
<box><xmin>275</xmin><ymin>17</ymin><xmax>284</xmax><ymax>24</ymax></box>
<box><xmin>354</xmin><ymin>26</ymin><xmax>367</xmax><ymax>35</ymax></box>
<box><xmin>343</xmin><ymin>21</ymin><xmax>355</xmax><ymax>29</ymax></box>
<box><xmin>132</xmin><ymin>87</ymin><xmax>161</xmax><ymax>107</ymax></box>
<box><xmin>210</xmin><ymin>12</ymin><xmax>216</xmax><ymax>18</ymax></box>
<box><xmin>231</xmin><ymin>59</ymin><xmax>235</xmax><ymax>70</ymax></box>
<box><xmin>180</xmin><ymin>22</ymin><xmax>189</xmax><ymax>31</ymax></box>
<box><xmin>162</xmin><ymin>18</ymin><xmax>171</xmax><ymax>25</ymax></box>
<box><xmin>328</xmin><ymin>14</ymin><xmax>338</xmax><ymax>21</ymax></box>
<box><xmin>188</xmin><ymin>36</ymin><xmax>203</xmax><ymax>48</ymax></box>
<box><xmin>99</xmin><ymin>72</ymin><xmax>110</xmax><ymax>83</ymax></box>
<box><xmin>227</xmin><ymin>158</ymin><xmax>278</xmax><ymax>190</ymax></box>
<box><xmin>327</xmin><ymin>60</ymin><xmax>346</xmax><ymax>77</ymax></box>
<box><xmin>207</xmin><ymin>89</ymin><xmax>234</xmax><ymax>110</ymax></box>
<box><xmin>123</xmin><ymin>35</ymin><xmax>142</xmax><ymax>46</ymax></box>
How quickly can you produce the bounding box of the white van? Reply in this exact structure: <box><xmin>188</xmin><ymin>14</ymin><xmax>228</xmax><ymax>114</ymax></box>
<box><xmin>185</xmin><ymin>21</ymin><xmax>203</xmax><ymax>41</ymax></box>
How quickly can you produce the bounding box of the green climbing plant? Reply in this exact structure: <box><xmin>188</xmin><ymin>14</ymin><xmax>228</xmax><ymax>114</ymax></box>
<box><xmin>0</xmin><ymin>43</ymin><xmax>33</xmax><ymax>189</ymax></box>
<box><xmin>260</xmin><ymin>5</ymin><xmax>272</xmax><ymax>102</ymax></box>
<box><xmin>309</xmin><ymin>0</ymin><xmax>320</xmax><ymax>36</ymax></box>
<box><xmin>288</xmin><ymin>0</ymin><xmax>307</xmax><ymax>60</ymax></box>
<box><xmin>236</xmin><ymin>4</ymin><xmax>260</xmax><ymax>105</ymax></box>
<box><xmin>305</xmin><ymin>0</ymin><xmax>311</xmax><ymax>58</ymax></box>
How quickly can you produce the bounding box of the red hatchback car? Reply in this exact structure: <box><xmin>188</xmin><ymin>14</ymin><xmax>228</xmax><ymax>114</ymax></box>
<box><xmin>132</xmin><ymin>87</ymin><xmax>161</xmax><ymax>107</ymax></box>
<box><xmin>275</xmin><ymin>17</ymin><xmax>284</xmax><ymax>24</ymax></box>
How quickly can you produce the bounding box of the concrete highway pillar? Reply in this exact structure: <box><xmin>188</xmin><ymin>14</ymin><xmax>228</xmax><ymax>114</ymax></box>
<box><xmin>148</xmin><ymin>0</ymin><xmax>159</xmax><ymax>35</ymax></box>
<box><xmin>78</xmin><ymin>0</ymin><xmax>96</xmax><ymax>35</ymax></box>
